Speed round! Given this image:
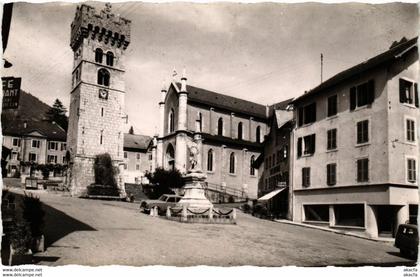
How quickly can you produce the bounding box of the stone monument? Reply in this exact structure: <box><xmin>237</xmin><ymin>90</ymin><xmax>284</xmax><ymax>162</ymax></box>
<box><xmin>177</xmin><ymin>133</ymin><xmax>213</xmax><ymax>209</ymax></box>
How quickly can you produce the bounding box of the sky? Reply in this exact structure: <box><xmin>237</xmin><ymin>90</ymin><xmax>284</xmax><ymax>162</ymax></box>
<box><xmin>3</xmin><ymin>1</ymin><xmax>419</xmax><ymax>136</ymax></box>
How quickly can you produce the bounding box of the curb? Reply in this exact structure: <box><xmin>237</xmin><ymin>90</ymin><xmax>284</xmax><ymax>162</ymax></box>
<box><xmin>274</xmin><ymin>219</ymin><xmax>394</xmax><ymax>244</ymax></box>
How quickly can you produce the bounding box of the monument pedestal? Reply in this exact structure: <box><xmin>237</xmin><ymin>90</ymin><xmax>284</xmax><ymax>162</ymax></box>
<box><xmin>177</xmin><ymin>171</ymin><xmax>213</xmax><ymax>209</ymax></box>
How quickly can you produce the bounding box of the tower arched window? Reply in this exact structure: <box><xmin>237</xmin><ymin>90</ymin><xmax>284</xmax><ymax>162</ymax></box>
<box><xmin>106</xmin><ymin>51</ymin><xmax>114</xmax><ymax>66</ymax></box>
<box><xmin>97</xmin><ymin>68</ymin><xmax>110</xmax><ymax>86</ymax></box>
<box><xmin>229</xmin><ymin>152</ymin><xmax>236</xmax><ymax>174</ymax></box>
<box><xmin>169</xmin><ymin>109</ymin><xmax>175</xmax><ymax>133</ymax></box>
<box><xmin>207</xmin><ymin>149</ymin><xmax>213</xmax><ymax>172</ymax></box>
<box><xmin>95</xmin><ymin>48</ymin><xmax>103</xmax><ymax>63</ymax></box>
<box><xmin>250</xmin><ymin>155</ymin><xmax>256</xmax><ymax>176</ymax></box>
<box><xmin>218</xmin><ymin>117</ymin><xmax>223</xmax><ymax>136</ymax></box>
<box><xmin>238</xmin><ymin>122</ymin><xmax>243</xmax><ymax>140</ymax></box>
<box><xmin>256</xmin><ymin>126</ymin><xmax>261</xmax><ymax>143</ymax></box>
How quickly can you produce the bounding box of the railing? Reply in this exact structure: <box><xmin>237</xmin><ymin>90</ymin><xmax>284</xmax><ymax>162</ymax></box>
<box><xmin>158</xmin><ymin>206</ymin><xmax>237</xmax><ymax>224</ymax></box>
<box><xmin>205</xmin><ymin>182</ymin><xmax>248</xmax><ymax>200</ymax></box>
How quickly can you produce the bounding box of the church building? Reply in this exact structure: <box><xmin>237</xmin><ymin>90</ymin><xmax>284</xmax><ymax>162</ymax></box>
<box><xmin>154</xmin><ymin>73</ymin><xmax>269</xmax><ymax>201</ymax></box>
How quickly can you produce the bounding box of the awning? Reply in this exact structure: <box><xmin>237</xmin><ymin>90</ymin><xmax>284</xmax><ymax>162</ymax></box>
<box><xmin>258</xmin><ymin>187</ymin><xmax>286</xmax><ymax>202</ymax></box>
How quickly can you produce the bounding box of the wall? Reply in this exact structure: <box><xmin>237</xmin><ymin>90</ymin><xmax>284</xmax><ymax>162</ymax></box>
<box><xmin>387</xmin><ymin>49</ymin><xmax>420</xmax><ymax>186</ymax></box>
<box><xmin>187</xmin><ymin>103</ymin><xmax>267</xmax><ymax>142</ymax></box>
<box><xmin>293</xmin><ymin>66</ymin><xmax>390</xmax><ymax>192</ymax></box>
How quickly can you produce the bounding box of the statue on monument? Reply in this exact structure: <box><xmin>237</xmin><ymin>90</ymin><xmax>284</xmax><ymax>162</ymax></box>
<box><xmin>188</xmin><ymin>144</ymin><xmax>200</xmax><ymax>172</ymax></box>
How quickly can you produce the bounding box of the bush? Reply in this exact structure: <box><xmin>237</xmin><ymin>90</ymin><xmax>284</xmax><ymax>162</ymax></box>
<box><xmin>241</xmin><ymin>203</ymin><xmax>252</xmax><ymax>213</ymax></box>
<box><xmin>94</xmin><ymin>153</ymin><xmax>118</xmax><ymax>188</ymax></box>
<box><xmin>22</xmin><ymin>193</ymin><xmax>45</xmax><ymax>237</ymax></box>
<box><xmin>9</xmin><ymin>222</ymin><xmax>32</xmax><ymax>255</ymax></box>
<box><xmin>145</xmin><ymin>168</ymin><xmax>183</xmax><ymax>199</ymax></box>
<box><xmin>228</xmin><ymin>195</ymin><xmax>235</xmax><ymax>203</ymax></box>
<box><xmin>13</xmin><ymin>170</ymin><xmax>21</xmax><ymax>178</ymax></box>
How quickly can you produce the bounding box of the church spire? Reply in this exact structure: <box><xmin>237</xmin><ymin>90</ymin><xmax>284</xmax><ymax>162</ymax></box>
<box><xmin>180</xmin><ymin>68</ymin><xmax>187</xmax><ymax>93</ymax></box>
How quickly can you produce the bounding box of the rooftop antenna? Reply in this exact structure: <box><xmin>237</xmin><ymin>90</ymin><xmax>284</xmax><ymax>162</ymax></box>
<box><xmin>320</xmin><ymin>53</ymin><xmax>323</xmax><ymax>83</ymax></box>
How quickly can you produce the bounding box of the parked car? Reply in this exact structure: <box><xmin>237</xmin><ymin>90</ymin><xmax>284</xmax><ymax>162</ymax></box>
<box><xmin>395</xmin><ymin>224</ymin><xmax>418</xmax><ymax>259</ymax></box>
<box><xmin>140</xmin><ymin>194</ymin><xmax>182</xmax><ymax>215</ymax></box>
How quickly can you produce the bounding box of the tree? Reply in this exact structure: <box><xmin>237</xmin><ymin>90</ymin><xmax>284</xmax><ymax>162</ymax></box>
<box><xmin>45</xmin><ymin>99</ymin><xmax>68</xmax><ymax>131</ymax></box>
<box><xmin>145</xmin><ymin>168</ymin><xmax>184</xmax><ymax>199</ymax></box>
<box><xmin>128</xmin><ymin>126</ymin><xmax>134</xmax><ymax>135</ymax></box>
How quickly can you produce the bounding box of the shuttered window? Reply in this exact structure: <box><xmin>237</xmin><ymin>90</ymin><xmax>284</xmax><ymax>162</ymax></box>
<box><xmin>327</xmin><ymin>95</ymin><xmax>338</xmax><ymax>117</ymax></box>
<box><xmin>357</xmin><ymin>120</ymin><xmax>369</xmax><ymax>144</ymax></box>
<box><xmin>302</xmin><ymin>167</ymin><xmax>311</xmax><ymax>187</ymax></box>
<box><xmin>357</xmin><ymin>158</ymin><xmax>369</xmax><ymax>182</ymax></box>
<box><xmin>400</xmin><ymin>79</ymin><xmax>419</xmax><ymax>107</ymax></box>
<box><xmin>406</xmin><ymin>119</ymin><xmax>416</xmax><ymax>142</ymax></box>
<box><xmin>327</xmin><ymin>163</ymin><xmax>337</xmax><ymax>186</ymax></box>
<box><xmin>327</xmin><ymin>129</ymin><xmax>337</xmax><ymax>150</ymax></box>
<box><xmin>408</xmin><ymin>159</ymin><xmax>416</xmax><ymax>183</ymax></box>
<box><xmin>298</xmin><ymin>102</ymin><xmax>317</xmax><ymax>126</ymax></box>
<box><xmin>350</xmin><ymin>79</ymin><xmax>375</xmax><ymax>110</ymax></box>
<box><xmin>297</xmin><ymin>134</ymin><xmax>316</xmax><ymax>157</ymax></box>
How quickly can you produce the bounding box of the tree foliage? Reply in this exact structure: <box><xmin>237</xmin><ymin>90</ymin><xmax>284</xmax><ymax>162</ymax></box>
<box><xmin>128</xmin><ymin>126</ymin><xmax>134</xmax><ymax>135</ymax></box>
<box><xmin>144</xmin><ymin>167</ymin><xmax>184</xmax><ymax>199</ymax></box>
<box><xmin>93</xmin><ymin>153</ymin><xmax>118</xmax><ymax>188</ymax></box>
<box><xmin>45</xmin><ymin>99</ymin><xmax>68</xmax><ymax>131</ymax></box>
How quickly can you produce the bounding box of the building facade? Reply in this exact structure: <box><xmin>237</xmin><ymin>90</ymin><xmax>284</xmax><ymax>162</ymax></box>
<box><xmin>254</xmin><ymin>101</ymin><xmax>294</xmax><ymax>218</ymax></box>
<box><xmin>66</xmin><ymin>4</ymin><xmax>131</xmax><ymax>196</ymax></box>
<box><xmin>2</xmin><ymin>121</ymin><xmax>67</xmax><ymax>177</ymax></box>
<box><xmin>154</xmin><ymin>74</ymin><xmax>268</xmax><ymax>201</ymax></box>
<box><xmin>123</xmin><ymin>133</ymin><xmax>153</xmax><ymax>184</ymax></box>
<box><xmin>290</xmin><ymin>37</ymin><xmax>419</xmax><ymax>238</ymax></box>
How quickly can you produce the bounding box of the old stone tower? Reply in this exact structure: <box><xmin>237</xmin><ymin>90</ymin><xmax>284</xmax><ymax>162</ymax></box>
<box><xmin>67</xmin><ymin>3</ymin><xmax>131</xmax><ymax>196</ymax></box>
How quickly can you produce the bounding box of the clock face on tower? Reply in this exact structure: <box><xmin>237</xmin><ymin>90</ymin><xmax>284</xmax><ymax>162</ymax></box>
<box><xmin>99</xmin><ymin>89</ymin><xmax>109</xmax><ymax>100</ymax></box>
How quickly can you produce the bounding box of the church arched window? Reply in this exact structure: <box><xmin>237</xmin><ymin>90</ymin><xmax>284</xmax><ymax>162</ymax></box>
<box><xmin>106</xmin><ymin>51</ymin><xmax>114</xmax><ymax>66</ymax></box>
<box><xmin>229</xmin><ymin>152</ymin><xmax>236</xmax><ymax>174</ymax></box>
<box><xmin>169</xmin><ymin>109</ymin><xmax>175</xmax><ymax>133</ymax></box>
<box><xmin>196</xmin><ymin>112</ymin><xmax>202</xmax><ymax>132</ymax></box>
<box><xmin>256</xmin><ymin>126</ymin><xmax>261</xmax><ymax>143</ymax></box>
<box><xmin>218</xmin><ymin>117</ymin><xmax>223</xmax><ymax>136</ymax></box>
<box><xmin>250</xmin><ymin>155</ymin><xmax>256</xmax><ymax>176</ymax></box>
<box><xmin>95</xmin><ymin>48</ymin><xmax>103</xmax><ymax>63</ymax></box>
<box><xmin>207</xmin><ymin>149</ymin><xmax>213</xmax><ymax>172</ymax></box>
<box><xmin>97</xmin><ymin>68</ymin><xmax>110</xmax><ymax>86</ymax></box>
<box><xmin>238</xmin><ymin>122</ymin><xmax>243</xmax><ymax>140</ymax></box>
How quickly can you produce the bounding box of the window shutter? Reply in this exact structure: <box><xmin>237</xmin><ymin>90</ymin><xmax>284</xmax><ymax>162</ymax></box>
<box><xmin>311</xmin><ymin>134</ymin><xmax>316</xmax><ymax>154</ymax></box>
<box><xmin>400</xmin><ymin>79</ymin><xmax>406</xmax><ymax>103</ymax></box>
<box><xmin>312</xmin><ymin>103</ymin><xmax>317</xmax><ymax>122</ymax></box>
<box><xmin>415</xmin><ymin>83</ymin><xmax>419</xmax><ymax>108</ymax></box>
<box><xmin>297</xmin><ymin>137</ymin><xmax>302</xmax><ymax>157</ymax></box>
<box><xmin>298</xmin><ymin>108</ymin><xmax>303</xmax><ymax>126</ymax></box>
<box><xmin>302</xmin><ymin>168</ymin><xmax>305</xmax><ymax>186</ymax></box>
<box><xmin>350</xmin><ymin>87</ymin><xmax>356</xmax><ymax>110</ymax></box>
<box><xmin>367</xmin><ymin>80</ymin><xmax>375</xmax><ymax>104</ymax></box>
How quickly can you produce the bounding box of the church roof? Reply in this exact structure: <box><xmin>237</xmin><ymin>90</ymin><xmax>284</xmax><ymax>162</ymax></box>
<box><xmin>123</xmin><ymin>133</ymin><xmax>152</xmax><ymax>152</ymax></box>
<box><xmin>175</xmin><ymin>83</ymin><xmax>268</xmax><ymax>120</ymax></box>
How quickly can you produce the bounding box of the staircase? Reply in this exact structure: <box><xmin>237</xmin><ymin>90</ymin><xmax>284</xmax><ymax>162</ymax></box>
<box><xmin>204</xmin><ymin>182</ymin><xmax>248</xmax><ymax>203</ymax></box>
